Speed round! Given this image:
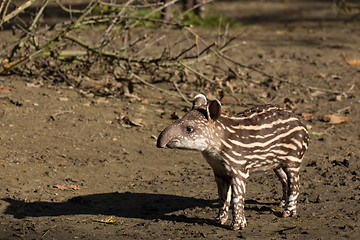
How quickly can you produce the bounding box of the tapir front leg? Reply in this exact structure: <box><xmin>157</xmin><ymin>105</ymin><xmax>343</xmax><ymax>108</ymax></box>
<box><xmin>214</xmin><ymin>175</ymin><xmax>231</xmax><ymax>225</ymax></box>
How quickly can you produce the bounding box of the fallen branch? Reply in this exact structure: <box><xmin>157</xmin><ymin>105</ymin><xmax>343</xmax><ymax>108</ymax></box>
<box><xmin>0</xmin><ymin>0</ymin><xmax>261</xmax><ymax>103</ymax></box>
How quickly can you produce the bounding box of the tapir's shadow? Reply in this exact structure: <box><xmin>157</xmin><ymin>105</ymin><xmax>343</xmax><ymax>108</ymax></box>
<box><xmin>1</xmin><ymin>192</ymin><xmax>216</xmax><ymax>225</ymax></box>
<box><xmin>2</xmin><ymin>192</ymin><xmax>280</xmax><ymax>226</ymax></box>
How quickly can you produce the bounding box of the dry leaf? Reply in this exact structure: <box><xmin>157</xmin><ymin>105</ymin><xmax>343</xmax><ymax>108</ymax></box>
<box><xmin>288</xmin><ymin>27</ymin><xmax>296</xmax><ymax>32</ymax></box>
<box><xmin>311</xmin><ymin>131</ymin><xmax>326</xmax><ymax>136</ymax></box>
<box><xmin>220</xmin><ymin>97</ymin><xmax>228</xmax><ymax>103</ymax></box>
<box><xmin>302</xmin><ymin>113</ymin><xmax>313</xmax><ymax>119</ymax></box>
<box><xmin>124</xmin><ymin>92</ymin><xmax>141</xmax><ymax>100</ymax></box>
<box><xmin>346</xmin><ymin>59</ymin><xmax>360</xmax><ymax>66</ymax></box>
<box><xmin>96</xmin><ymin>98</ymin><xmax>109</xmax><ymax>104</ymax></box>
<box><xmin>331</xmin><ymin>74</ymin><xmax>341</xmax><ymax>80</ymax></box>
<box><xmin>314</xmin><ymin>72</ymin><xmax>326</xmax><ymax>78</ymax></box>
<box><xmin>335</xmin><ymin>95</ymin><xmax>343</xmax><ymax>101</ymax></box>
<box><xmin>225</xmin><ymin>81</ymin><xmax>235</xmax><ymax>94</ymax></box>
<box><xmin>141</xmin><ymin>99</ymin><xmax>149</xmax><ymax>104</ymax></box>
<box><xmin>343</xmin><ymin>52</ymin><xmax>360</xmax><ymax>66</ymax></box>
<box><xmin>127</xmin><ymin>116</ymin><xmax>144</xmax><ymax>127</ymax></box>
<box><xmin>53</xmin><ymin>184</ymin><xmax>80</xmax><ymax>190</ymax></box>
<box><xmin>259</xmin><ymin>91</ymin><xmax>269</xmax><ymax>99</ymax></box>
<box><xmin>0</xmin><ymin>58</ymin><xmax>8</xmax><ymax>65</ymax></box>
<box><xmin>322</xmin><ymin>114</ymin><xmax>350</xmax><ymax>124</ymax></box>
<box><xmin>26</xmin><ymin>83</ymin><xmax>42</xmax><ymax>88</ymax></box>
<box><xmin>0</xmin><ymin>86</ymin><xmax>10</xmax><ymax>93</ymax></box>
<box><xmin>310</xmin><ymin>90</ymin><xmax>325</xmax><ymax>97</ymax></box>
<box><xmin>92</xmin><ymin>216</ymin><xmax>124</xmax><ymax>225</ymax></box>
<box><xmin>58</xmin><ymin>97</ymin><xmax>69</xmax><ymax>102</ymax></box>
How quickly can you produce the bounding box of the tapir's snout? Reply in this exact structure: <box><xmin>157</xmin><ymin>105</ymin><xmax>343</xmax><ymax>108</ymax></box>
<box><xmin>156</xmin><ymin>137</ymin><xmax>165</xmax><ymax>148</ymax></box>
<box><xmin>157</xmin><ymin>123</ymin><xmax>182</xmax><ymax>148</ymax></box>
<box><xmin>156</xmin><ymin>129</ymin><xmax>169</xmax><ymax>148</ymax></box>
<box><xmin>156</xmin><ymin>141</ymin><xmax>164</xmax><ymax>148</ymax></box>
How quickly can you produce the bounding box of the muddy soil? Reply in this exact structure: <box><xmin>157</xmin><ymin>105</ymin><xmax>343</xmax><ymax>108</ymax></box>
<box><xmin>1</xmin><ymin>1</ymin><xmax>360</xmax><ymax>239</ymax></box>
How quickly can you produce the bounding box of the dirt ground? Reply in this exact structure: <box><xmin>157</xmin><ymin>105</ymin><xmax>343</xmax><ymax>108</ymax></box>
<box><xmin>1</xmin><ymin>0</ymin><xmax>360</xmax><ymax>239</ymax></box>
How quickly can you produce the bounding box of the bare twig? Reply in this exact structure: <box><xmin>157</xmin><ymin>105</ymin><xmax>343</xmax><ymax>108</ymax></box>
<box><xmin>198</xmin><ymin>41</ymin><xmax>217</xmax><ymax>56</ymax></box>
<box><xmin>127</xmin><ymin>34</ymin><xmax>149</xmax><ymax>49</ymax></box>
<box><xmin>174</xmin><ymin>43</ymin><xmax>197</xmax><ymax>59</ymax></box>
<box><xmin>220</xmin><ymin>22</ymin><xmax>230</xmax><ymax>48</ymax></box>
<box><xmin>178</xmin><ymin>61</ymin><xmax>215</xmax><ymax>84</ymax></box>
<box><xmin>0</xmin><ymin>0</ymin><xmax>7</xmax><ymax>16</ymax></box>
<box><xmin>55</xmin><ymin>0</ymin><xmax>87</xmax><ymax>14</ymax></box>
<box><xmin>99</xmin><ymin>1</ymin><xmax>164</xmax><ymax>9</ymax></box>
<box><xmin>134</xmin><ymin>34</ymin><xmax>167</xmax><ymax>57</ymax></box>
<box><xmin>178</xmin><ymin>0</ymin><xmax>214</xmax><ymax>20</ymax></box>
<box><xmin>30</xmin><ymin>0</ymin><xmax>50</xmax><ymax>31</ymax></box>
<box><xmin>9</xmin><ymin>0</ymin><xmax>51</xmax><ymax>58</ymax></box>
<box><xmin>0</xmin><ymin>0</ymin><xmax>36</xmax><ymax>27</ymax></box>
<box><xmin>1</xmin><ymin>0</ymin><xmax>12</xmax><ymax>23</ymax></box>
<box><xmin>173</xmin><ymin>80</ymin><xmax>191</xmax><ymax>105</ymax></box>
<box><xmin>130</xmin><ymin>71</ymin><xmax>181</xmax><ymax>99</ymax></box>
<box><xmin>145</xmin><ymin>0</ymin><xmax>179</xmax><ymax>18</ymax></box>
<box><xmin>99</xmin><ymin>0</ymin><xmax>135</xmax><ymax>49</ymax></box>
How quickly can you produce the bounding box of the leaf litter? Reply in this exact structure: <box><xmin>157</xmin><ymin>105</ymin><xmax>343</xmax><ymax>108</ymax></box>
<box><xmin>321</xmin><ymin>114</ymin><xmax>351</xmax><ymax>124</ymax></box>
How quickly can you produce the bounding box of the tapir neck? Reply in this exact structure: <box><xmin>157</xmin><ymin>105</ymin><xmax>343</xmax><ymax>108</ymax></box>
<box><xmin>204</xmin><ymin>115</ymin><xmax>228</xmax><ymax>152</ymax></box>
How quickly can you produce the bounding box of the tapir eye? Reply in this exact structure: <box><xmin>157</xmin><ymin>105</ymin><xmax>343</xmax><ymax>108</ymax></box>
<box><xmin>186</xmin><ymin>126</ymin><xmax>194</xmax><ymax>133</ymax></box>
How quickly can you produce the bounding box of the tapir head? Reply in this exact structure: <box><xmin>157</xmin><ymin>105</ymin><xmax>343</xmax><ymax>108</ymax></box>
<box><xmin>156</xmin><ymin>94</ymin><xmax>222</xmax><ymax>152</ymax></box>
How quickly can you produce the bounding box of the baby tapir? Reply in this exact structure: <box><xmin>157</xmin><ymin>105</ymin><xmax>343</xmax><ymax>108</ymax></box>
<box><xmin>156</xmin><ymin>94</ymin><xmax>309</xmax><ymax>230</ymax></box>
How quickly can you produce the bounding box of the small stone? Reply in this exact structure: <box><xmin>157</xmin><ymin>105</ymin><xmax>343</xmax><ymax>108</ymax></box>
<box><xmin>58</xmin><ymin>97</ymin><xmax>69</xmax><ymax>101</ymax></box>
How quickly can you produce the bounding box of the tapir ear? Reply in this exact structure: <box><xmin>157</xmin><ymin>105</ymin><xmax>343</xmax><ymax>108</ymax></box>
<box><xmin>207</xmin><ymin>99</ymin><xmax>221</xmax><ymax>121</ymax></box>
<box><xmin>192</xmin><ymin>94</ymin><xmax>207</xmax><ymax>109</ymax></box>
